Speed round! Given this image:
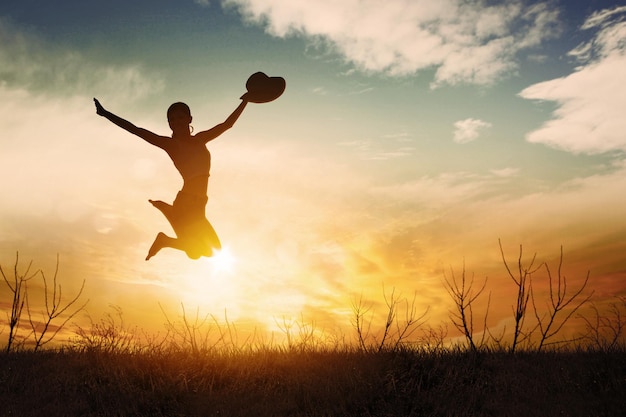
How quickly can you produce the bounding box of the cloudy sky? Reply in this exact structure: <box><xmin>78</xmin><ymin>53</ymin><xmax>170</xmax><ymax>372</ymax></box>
<box><xmin>1</xmin><ymin>0</ymin><xmax>625</xmax><ymax>344</ymax></box>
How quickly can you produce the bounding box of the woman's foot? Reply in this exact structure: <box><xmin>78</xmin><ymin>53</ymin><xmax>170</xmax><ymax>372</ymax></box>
<box><xmin>146</xmin><ymin>232</ymin><xmax>169</xmax><ymax>260</ymax></box>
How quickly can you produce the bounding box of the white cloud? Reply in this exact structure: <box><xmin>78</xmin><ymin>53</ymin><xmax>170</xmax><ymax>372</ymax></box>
<box><xmin>519</xmin><ymin>7</ymin><xmax>626</xmax><ymax>154</ymax></box>
<box><xmin>453</xmin><ymin>118</ymin><xmax>492</xmax><ymax>144</ymax></box>
<box><xmin>311</xmin><ymin>86</ymin><xmax>328</xmax><ymax>95</ymax></box>
<box><xmin>581</xmin><ymin>5</ymin><xmax>626</xmax><ymax>30</ymax></box>
<box><xmin>490</xmin><ymin>167</ymin><xmax>519</xmax><ymax>177</ymax></box>
<box><xmin>222</xmin><ymin>0</ymin><xmax>560</xmax><ymax>87</ymax></box>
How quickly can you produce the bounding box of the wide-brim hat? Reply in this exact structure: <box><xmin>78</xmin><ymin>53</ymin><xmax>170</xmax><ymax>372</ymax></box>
<box><xmin>243</xmin><ymin>72</ymin><xmax>286</xmax><ymax>103</ymax></box>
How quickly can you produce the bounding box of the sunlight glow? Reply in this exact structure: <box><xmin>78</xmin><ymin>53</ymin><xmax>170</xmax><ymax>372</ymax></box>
<box><xmin>169</xmin><ymin>246</ymin><xmax>243</xmax><ymax>320</ymax></box>
<box><xmin>210</xmin><ymin>246</ymin><xmax>237</xmax><ymax>274</ymax></box>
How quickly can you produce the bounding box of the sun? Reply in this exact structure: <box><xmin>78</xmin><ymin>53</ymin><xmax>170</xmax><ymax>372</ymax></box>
<box><xmin>170</xmin><ymin>245</ymin><xmax>241</xmax><ymax>318</ymax></box>
<box><xmin>210</xmin><ymin>246</ymin><xmax>237</xmax><ymax>274</ymax></box>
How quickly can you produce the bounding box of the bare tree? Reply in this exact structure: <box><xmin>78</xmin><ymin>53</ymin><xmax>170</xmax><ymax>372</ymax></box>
<box><xmin>351</xmin><ymin>293</ymin><xmax>374</xmax><ymax>351</ymax></box>
<box><xmin>274</xmin><ymin>313</ymin><xmax>320</xmax><ymax>352</ymax></box>
<box><xmin>531</xmin><ymin>247</ymin><xmax>593</xmax><ymax>351</ymax></box>
<box><xmin>443</xmin><ymin>262</ymin><xmax>490</xmax><ymax>351</ymax></box>
<box><xmin>499</xmin><ymin>240</ymin><xmax>542</xmax><ymax>353</ymax></box>
<box><xmin>159</xmin><ymin>303</ymin><xmax>219</xmax><ymax>354</ymax></box>
<box><xmin>72</xmin><ymin>305</ymin><xmax>137</xmax><ymax>354</ymax></box>
<box><xmin>26</xmin><ymin>254</ymin><xmax>89</xmax><ymax>351</ymax></box>
<box><xmin>351</xmin><ymin>287</ymin><xmax>428</xmax><ymax>352</ymax></box>
<box><xmin>579</xmin><ymin>297</ymin><xmax>626</xmax><ymax>351</ymax></box>
<box><xmin>1</xmin><ymin>253</ymin><xmax>38</xmax><ymax>352</ymax></box>
<box><xmin>416</xmin><ymin>324</ymin><xmax>449</xmax><ymax>352</ymax></box>
<box><xmin>294</xmin><ymin>315</ymin><xmax>319</xmax><ymax>351</ymax></box>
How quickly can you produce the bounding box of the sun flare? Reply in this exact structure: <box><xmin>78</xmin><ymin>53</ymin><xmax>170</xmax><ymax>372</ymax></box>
<box><xmin>173</xmin><ymin>246</ymin><xmax>238</xmax><ymax>305</ymax></box>
<box><xmin>210</xmin><ymin>246</ymin><xmax>237</xmax><ymax>274</ymax></box>
<box><xmin>170</xmin><ymin>246</ymin><xmax>243</xmax><ymax>320</ymax></box>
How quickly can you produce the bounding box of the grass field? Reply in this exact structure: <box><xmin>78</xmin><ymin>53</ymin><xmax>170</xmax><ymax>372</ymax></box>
<box><xmin>2</xmin><ymin>346</ymin><xmax>625</xmax><ymax>417</ymax></box>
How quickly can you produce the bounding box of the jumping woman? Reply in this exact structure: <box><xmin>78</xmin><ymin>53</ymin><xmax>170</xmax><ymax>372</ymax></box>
<box><xmin>94</xmin><ymin>96</ymin><xmax>249</xmax><ymax>260</ymax></box>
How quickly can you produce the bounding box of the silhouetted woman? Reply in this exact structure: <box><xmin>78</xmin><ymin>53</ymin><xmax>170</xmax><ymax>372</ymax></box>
<box><xmin>94</xmin><ymin>96</ymin><xmax>249</xmax><ymax>260</ymax></box>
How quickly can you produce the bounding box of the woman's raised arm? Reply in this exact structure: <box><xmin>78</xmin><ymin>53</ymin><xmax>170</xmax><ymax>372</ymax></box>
<box><xmin>94</xmin><ymin>98</ymin><xmax>168</xmax><ymax>148</ymax></box>
<box><xmin>195</xmin><ymin>98</ymin><xmax>249</xmax><ymax>144</ymax></box>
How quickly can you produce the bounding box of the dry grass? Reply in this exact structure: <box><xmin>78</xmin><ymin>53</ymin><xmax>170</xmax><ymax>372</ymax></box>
<box><xmin>1</xmin><ymin>346</ymin><xmax>625</xmax><ymax>417</ymax></box>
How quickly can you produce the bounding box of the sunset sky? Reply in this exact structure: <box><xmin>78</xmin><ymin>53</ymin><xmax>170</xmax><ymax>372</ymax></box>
<box><xmin>2</xmin><ymin>0</ymin><xmax>626</xmax><ymax>345</ymax></box>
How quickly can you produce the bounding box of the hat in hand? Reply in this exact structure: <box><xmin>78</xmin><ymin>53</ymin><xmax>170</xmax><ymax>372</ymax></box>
<box><xmin>242</xmin><ymin>72</ymin><xmax>286</xmax><ymax>103</ymax></box>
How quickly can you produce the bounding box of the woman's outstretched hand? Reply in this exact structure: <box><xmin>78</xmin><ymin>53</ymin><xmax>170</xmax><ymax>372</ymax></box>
<box><xmin>93</xmin><ymin>98</ymin><xmax>106</xmax><ymax>116</ymax></box>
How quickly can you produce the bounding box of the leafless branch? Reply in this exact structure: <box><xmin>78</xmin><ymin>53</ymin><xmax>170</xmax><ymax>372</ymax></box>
<box><xmin>499</xmin><ymin>239</ymin><xmax>541</xmax><ymax>352</ymax></box>
<box><xmin>26</xmin><ymin>254</ymin><xmax>89</xmax><ymax>351</ymax></box>
<box><xmin>443</xmin><ymin>261</ymin><xmax>490</xmax><ymax>351</ymax></box>
<box><xmin>1</xmin><ymin>252</ymin><xmax>38</xmax><ymax>352</ymax></box>
<box><xmin>532</xmin><ymin>246</ymin><xmax>593</xmax><ymax>351</ymax></box>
